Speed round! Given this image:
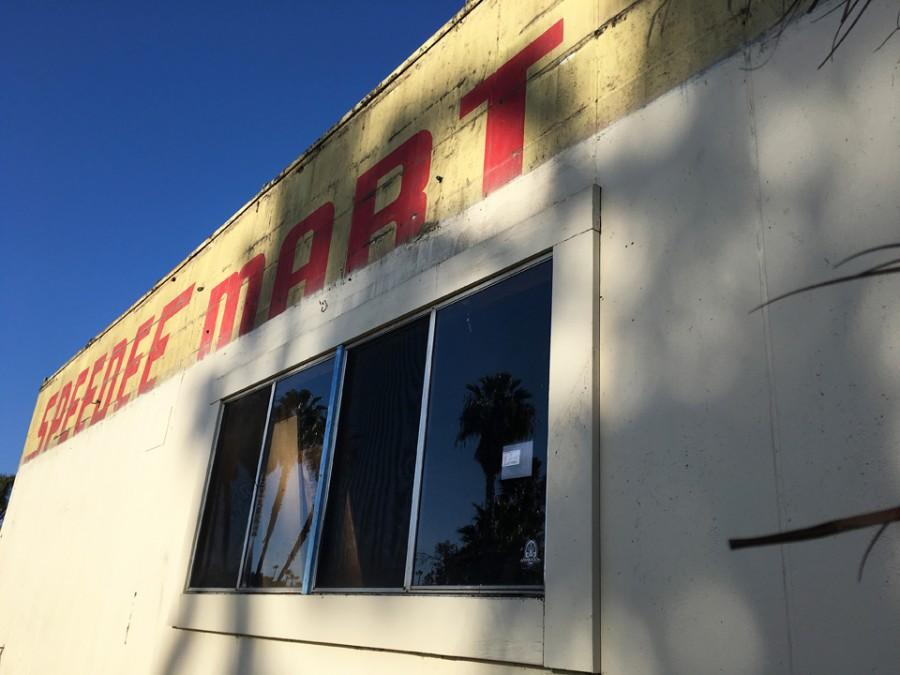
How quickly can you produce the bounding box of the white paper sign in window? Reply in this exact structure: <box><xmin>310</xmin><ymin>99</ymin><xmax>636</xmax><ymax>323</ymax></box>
<box><xmin>501</xmin><ymin>440</ymin><xmax>533</xmax><ymax>480</ymax></box>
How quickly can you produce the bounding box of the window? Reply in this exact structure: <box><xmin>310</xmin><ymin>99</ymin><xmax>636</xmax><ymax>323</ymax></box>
<box><xmin>189</xmin><ymin>258</ymin><xmax>552</xmax><ymax>593</ymax></box>
<box><xmin>243</xmin><ymin>358</ymin><xmax>335</xmax><ymax>588</ymax></box>
<box><xmin>190</xmin><ymin>356</ymin><xmax>337</xmax><ymax>590</ymax></box>
<box><xmin>315</xmin><ymin>317</ymin><xmax>429</xmax><ymax>589</ymax></box>
<box><xmin>411</xmin><ymin>261</ymin><xmax>551</xmax><ymax>588</ymax></box>
<box><xmin>190</xmin><ymin>386</ymin><xmax>270</xmax><ymax>588</ymax></box>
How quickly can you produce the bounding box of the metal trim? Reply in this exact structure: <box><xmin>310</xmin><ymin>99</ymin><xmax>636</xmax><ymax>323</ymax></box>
<box><xmin>431</xmin><ymin>251</ymin><xmax>552</xmax><ymax>313</ymax></box>
<box><xmin>236</xmin><ymin>383</ymin><xmax>277</xmax><ymax>588</ymax></box>
<box><xmin>221</xmin><ymin>350</ymin><xmax>337</xmax><ymax>405</ymax></box>
<box><xmin>540</xmin><ymin>255</ymin><xmax>555</xmax><ymax>590</ymax></box>
<box><xmin>408</xmin><ymin>585</ymin><xmax>543</xmax><ymax>595</ymax></box>
<box><xmin>312</xmin><ymin>587</ymin><xmax>406</xmax><ymax>595</ymax></box>
<box><xmin>339</xmin><ymin>253</ymin><xmax>552</xmax><ymax>356</ymax></box>
<box><xmin>403</xmin><ymin>309</ymin><xmax>436</xmax><ymax>589</ymax></box>
<box><xmin>184</xmin><ymin>587</ymin><xmax>246</xmax><ymax>594</ymax></box>
<box><xmin>308</xmin><ymin>348</ymin><xmax>348</xmax><ymax>592</ymax></box>
<box><xmin>183</xmin><ymin>401</ymin><xmax>227</xmax><ymax>592</ymax></box>
<box><xmin>238</xmin><ymin>355</ymin><xmax>340</xmax><ymax>592</ymax></box>
<box><xmin>186</xmin><ymin>254</ymin><xmax>555</xmax><ymax>596</ymax></box>
<box><xmin>302</xmin><ymin>347</ymin><xmax>346</xmax><ymax>594</ymax></box>
<box><xmin>184</xmin><ymin>585</ymin><xmax>542</xmax><ymax>596</ymax></box>
<box><xmin>342</xmin><ymin>305</ymin><xmax>433</xmax><ymax>351</ymax></box>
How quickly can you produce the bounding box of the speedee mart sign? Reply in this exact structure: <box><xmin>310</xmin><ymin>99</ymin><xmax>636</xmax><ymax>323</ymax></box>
<box><xmin>23</xmin><ymin>0</ymin><xmax>776</xmax><ymax>462</ymax></box>
<box><xmin>25</xmin><ymin>17</ymin><xmax>566</xmax><ymax>462</ymax></box>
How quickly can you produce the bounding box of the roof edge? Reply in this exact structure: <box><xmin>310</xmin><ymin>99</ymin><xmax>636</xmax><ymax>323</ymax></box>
<box><xmin>40</xmin><ymin>0</ymin><xmax>485</xmax><ymax>389</ymax></box>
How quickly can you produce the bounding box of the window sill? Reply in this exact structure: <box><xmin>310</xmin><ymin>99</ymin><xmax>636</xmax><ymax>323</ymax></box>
<box><xmin>170</xmin><ymin>591</ymin><xmax>544</xmax><ymax>665</ymax></box>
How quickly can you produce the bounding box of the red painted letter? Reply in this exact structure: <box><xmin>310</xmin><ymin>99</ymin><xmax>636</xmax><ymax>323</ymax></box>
<box><xmin>140</xmin><ymin>285</ymin><xmax>194</xmax><ymax>394</ymax></box>
<box><xmin>198</xmin><ymin>254</ymin><xmax>265</xmax><ymax>360</ymax></box>
<box><xmin>347</xmin><ymin>130</ymin><xmax>432</xmax><ymax>273</ymax></box>
<box><xmin>46</xmin><ymin>380</ymin><xmax>73</xmax><ymax>451</ymax></box>
<box><xmin>268</xmin><ymin>203</ymin><xmax>333</xmax><ymax>319</ymax></box>
<box><xmin>58</xmin><ymin>367</ymin><xmax>89</xmax><ymax>443</ymax></box>
<box><xmin>35</xmin><ymin>390</ymin><xmax>60</xmax><ymax>455</ymax></box>
<box><xmin>76</xmin><ymin>353</ymin><xmax>107</xmax><ymax>434</ymax></box>
<box><xmin>93</xmin><ymin>339</ymin><xmax>127</xmax><ymax>424</ymax></box>
<box><xmin>116</xmin><ymin>317</ymin><xmax>155</xmax><ymax>409</ymax></box>
<box><xmin>460</xmin><ymin>20</ymin><xmax>563</xmax><ymax>196</ymax></box>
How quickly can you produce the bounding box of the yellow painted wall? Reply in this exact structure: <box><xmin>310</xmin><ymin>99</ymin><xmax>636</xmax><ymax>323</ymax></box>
<box><xmin>22</xmin><ymin>0</ymin><xmax>790</xmax><ymax>461</ymax></box>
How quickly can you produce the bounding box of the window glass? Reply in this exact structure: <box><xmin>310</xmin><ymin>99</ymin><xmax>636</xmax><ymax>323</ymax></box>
<box><xmin>242</xmin><ymin>358</ymin><xmax>334</xmax><ymax>588</ymax></box>
<box><xmin>315</xmin><ymin>318</ymin><xmax>430</xmax><ymax>589</ymax></box>
<box><xmin>412</xmin><ymin>261</ymin><xmax>552</xmax><ymax>586</ymax></box>
<box><xmin>191</xmin><ymin>260</ymin><xmax>553</xmax><ymax>594</ymax></box>
<box><xmin>190</xmin><ymin>386</ymin><xmax>271</xmax><ymax>588</ymax></box>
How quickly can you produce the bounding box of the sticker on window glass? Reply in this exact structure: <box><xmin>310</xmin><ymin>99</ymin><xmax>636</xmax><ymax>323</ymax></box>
<box><xmin>502</xmin><ymin>448</ymin><xmax>521</xmax><ymax>467</ymax></box>
<box><xmin>521</xmin><ymin>539</ymin><xmax>541</xmax><ymax>569</ymax></box>
<box><xmin>501</xmin><ymin>440</ymin><xmax>533</xmax><ymax>480</ymax></box>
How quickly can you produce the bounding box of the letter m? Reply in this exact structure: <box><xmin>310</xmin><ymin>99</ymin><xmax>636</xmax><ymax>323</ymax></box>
<box><xmin>198</xmin><ymin>254</ymin><xmax>265</xmax><ymax>360</ymax></box>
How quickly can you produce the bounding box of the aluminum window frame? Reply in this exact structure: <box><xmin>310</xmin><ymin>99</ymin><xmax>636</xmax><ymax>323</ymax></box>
<box><xmin>187</xmin><ymin>255</ymin><xmax>553</xmax><ymax>597</ymax></box>
<box><xmin>174</xmin><ymin>183</ymin><xmax>600</xmax><ymax>670</ymax></box>
<box><xmin>185</xmin><ymin>351</ymin><xmax>342</xmax><ymax>594</ymax></box>
<box><xmin>310</xmin><ymin>254</ymin><xmax>552</xmax><ymax>595</ymax></box>
<box><xmin>403</xmin><ymin>254</ymin><xmax>552</xmax><ymax>595</ymax></box>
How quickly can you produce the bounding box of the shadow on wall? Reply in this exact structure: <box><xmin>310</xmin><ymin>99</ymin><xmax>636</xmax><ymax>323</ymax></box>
<box><xmin>731</xmin><ymin>241</ymin><xmax>900</xmax><ymax>579</ymax></box>
<box><xmin>157</xmin><ymin>27</ymin><xmax>439</xmax><ymax>672</ymax></box>
<box><xmin>157</xmin><ymin>4</ymin><xmax>568</xmax><ymax>672</ymax></box>
<box><xmin>158</xmin><ymin>2</ymin><xmax>899</xmax><ymax>674</ymax></box>
<box><xmin>595</xmin><ymin>3</ymin><xmax>900</xmax><ymax>675</ymax></box>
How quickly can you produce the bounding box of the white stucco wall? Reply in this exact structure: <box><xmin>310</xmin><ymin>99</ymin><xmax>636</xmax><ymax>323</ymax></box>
<box><xmin>0</xmin><ymin>4</ymin><xmax>898</xmax><ymax>674</ymax></box>
<box><xmin>596</xmin><ymin>5</ymin><xmax>899</xmax><ymax>673</ymax></box>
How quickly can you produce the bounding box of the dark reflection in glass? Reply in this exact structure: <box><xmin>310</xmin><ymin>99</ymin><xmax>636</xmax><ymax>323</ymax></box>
<box><xmin>316</xmin><ymin>318</ymin><xmax>429</xmax><ymax>589</ymax></box>
<box><xmin>191</xmin><ymin>386</ymin><xmax>271</xmax><ymax>588</ymax></box>
<box><xmin>243</xmin><ymin>359</ymin><xmax>334</xmax><ymax>588</ymax></box>
<box><xmin>413</xmin><ymin>261</ymin><xmax>552</xmax><ymax>586</ymax></box>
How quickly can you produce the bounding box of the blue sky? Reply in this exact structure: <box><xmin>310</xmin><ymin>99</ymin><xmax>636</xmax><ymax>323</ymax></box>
<box><xmin>0</xmin><ymin>1</ymin><xmax>464</xmax><ymax>474</ymax></box>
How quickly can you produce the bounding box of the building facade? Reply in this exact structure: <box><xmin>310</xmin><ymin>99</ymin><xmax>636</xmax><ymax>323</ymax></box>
<box><xmin>1</xmin><ymin>1</ymin><xmax>899</xmax><ymax>673</ymax></box>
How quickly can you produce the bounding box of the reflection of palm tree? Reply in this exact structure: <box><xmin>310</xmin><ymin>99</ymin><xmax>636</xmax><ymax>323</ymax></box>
<box><xmin>457</xmin><ymin>372</ymin><xmax>535</xmax><ymax>509</ymax></box>
<box><xmin>251</xmin><ymin>388</ymin><xmax>326</xmax><ymax>584</ymax></box>
<box><xmin>275</xmin><ymin>388</ymin><xmax>327</xmax><ymax>473</ymax></box>
<box><xmin>413</xmin><ymin>373</ymin><xmax>541</xmax><ymax>586</ymax></box>
<box><xmin>422</xmin><ymin>463</ymin><xmax>546</xmax><ymax>585</ymax></box>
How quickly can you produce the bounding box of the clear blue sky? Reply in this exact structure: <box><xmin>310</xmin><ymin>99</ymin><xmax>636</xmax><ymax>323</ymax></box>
<box><xmin>0</xmin><ymin>1</ymin><xmax>464</xmax><ymax>474</ymax></box>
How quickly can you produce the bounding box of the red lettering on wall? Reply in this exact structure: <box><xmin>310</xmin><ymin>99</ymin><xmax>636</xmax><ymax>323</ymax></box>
<box><xmin>198</xmin><ymin>254</ymin><xmax>266</xmax><ymax>360</ymax></box>
<box><xmin>23</xmin><ymin>19</ymin><xmax>573</xmax><ymax>463</ymax></box>
<box><xmin>93</xmin><ymin>339</ymin><xmax>127</xmax><ymax>424</ymax></box>
<box><xmin>460</xmin><ymin>19</ymin><xmax>563</xmax><ymax>196</ymax></box>
<box><xmin>139</xmin><ymin>285</ymin><xmax>195</xmax><ymax>394</ymax></box>
<box><xmin>346</xmin><ymin>130</ymin><xmax>432</xmax><ymax>273</ymax></box>
<box><xmin>35</xmin><ymin>390</ymin><xmax>60</xmax><ymax>455</ymax></box>
<box><xmin>115</xmin><ymin>317</ymin><xmax>154</xmax><ymax>409</ymax></box>
<box><xmin>46</xmin><ymin>380</ymin><xmax>73</xmax><ymax>451</ymax></box>
<box><xmin>76</xmin><ymin>353</ymin><xmax>107</xmax><ymax>434</ymax></box>
<box><xmin>58</xmin><ymin>367</ymin><xmax>89</xmax><ymax>443</ymax></box>
<box><xmin>269</xmin><ymin>203</ymin><xmax>334</xmax><ymax>319</ymax></box>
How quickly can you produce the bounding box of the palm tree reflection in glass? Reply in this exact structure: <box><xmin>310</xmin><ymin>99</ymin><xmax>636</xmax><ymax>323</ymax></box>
<box><xmin>420</xmin><ymin>372</ymin><xmax>545</xmax><ymax>586</ymax></box>
<box><xmin>247</xmin><ymin>387</ymin><xmax>328</xmax><ymax>587</ymax></box>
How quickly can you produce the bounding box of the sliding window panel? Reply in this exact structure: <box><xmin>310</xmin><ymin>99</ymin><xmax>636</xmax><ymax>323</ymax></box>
<box><xmin>242</xmin><ymin>358</ymin><xmax>336</xmax><ymax>589</ymax></box>
<box><xmin>413</xmin><ymin>261</ymin><xmax>552</xmax><ymax>587</ymax></box>
<box><xmin>191</xmin><ymin>386</ymin><xmax>272</xmax><ymax>588</ymax></box>
<box><xmin>316</xmin><ymin>318</ymin><xmax>430</xmax><ymax>589</ymax></box>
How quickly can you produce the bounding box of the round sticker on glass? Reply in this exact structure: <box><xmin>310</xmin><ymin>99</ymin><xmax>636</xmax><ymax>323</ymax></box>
<box><xmin>521</xmin><ymin>539</ymin><xmax>540</xmax><ymax>569</ymax></box>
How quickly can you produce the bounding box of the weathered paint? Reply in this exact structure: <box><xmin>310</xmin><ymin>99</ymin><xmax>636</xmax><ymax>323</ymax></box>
<box><xmin>21</xmin><ymin>0</ymin><xmax>790</xmax><ymax>461</ymax></box>
<box><xmin>0</xmin><ymin>2</ymin><xmax>898</xmax><ymax>673</ymax></box>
